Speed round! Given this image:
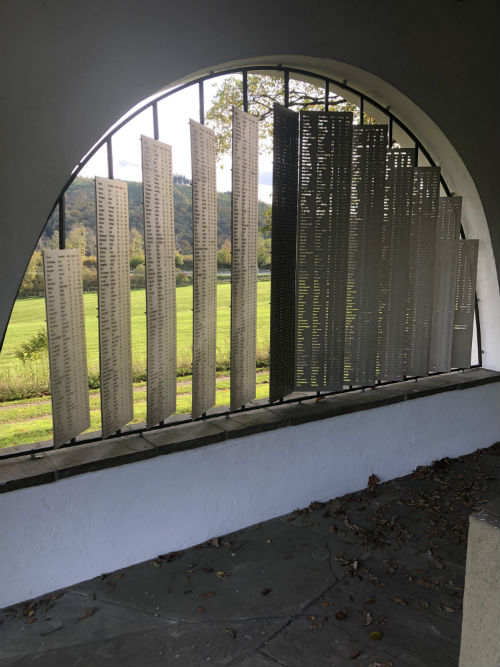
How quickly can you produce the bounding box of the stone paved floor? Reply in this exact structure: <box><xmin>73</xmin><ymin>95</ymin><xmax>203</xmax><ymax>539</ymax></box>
<box><xmin>1</xmin><ymin>442</ymin><xmax>499</xmax><ymax>667</ymax></box>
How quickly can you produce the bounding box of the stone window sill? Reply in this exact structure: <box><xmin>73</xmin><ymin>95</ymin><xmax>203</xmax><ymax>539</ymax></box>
<box><xmin>0</xmin><ymin>368</ymin><xmax>498</xmax><ymax>494</ymax></box>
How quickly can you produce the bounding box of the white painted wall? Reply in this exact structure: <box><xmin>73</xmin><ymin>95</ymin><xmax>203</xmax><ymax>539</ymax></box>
<box><xmin>1</xmin><ymin>382</ymin><xmax>499</xmax><ymax>609</ymax></box>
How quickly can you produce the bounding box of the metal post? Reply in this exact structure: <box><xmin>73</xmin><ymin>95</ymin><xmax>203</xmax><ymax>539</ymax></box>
<box><xmin>284</xmin><ymin>70</ymin><xmax>290</xmax><ymax>108</ymax></box>
<box><xmin>359</xmin><ymin>96</ymin><xmax>364</xmax><ymax>124</ymax></box>
<box><xmin>107</xmin><ymin>137</ymin><xmax>114</xmax><ymax>179</ymax></box>
<box><xmin>324</xmin><ymin>80</ymin><xmax>329</xmax><ymax>111</ymax></box>
<box><xmin>242</xmin><ymin>70</ymin><xmax>248</xmax><ymax>112</ymax></box>
<box><xmin>152</xmin><ymin>101</ymin><xmax>159</xmax><ymax>140</ymax></box>
<box><xmin>415</xmin><ymin>143</ymin><xmax>419</xmax><ymax>166</ymax></box>
<box><xmin>389</xmin><ymin>116</ymin><xmax>393</xmax><ymax>147</ymax></box>
<box><xmin>199</xmin><ymin>81</ymin><xmax>205</xmax><ymax>124</ymax></box>
<box><xmin>58</xmin><ymin>195</ymin><xmax>65</xmax><ymax>250</ymax></box>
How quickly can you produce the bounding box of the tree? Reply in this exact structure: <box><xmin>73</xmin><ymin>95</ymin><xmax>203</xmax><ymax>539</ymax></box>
<box><xmin>66</xmin><ymin>223</ymin><xmax>89</xmax><ymax>259</ymax></box>
<box><xmin>206</xmin><ymin>73</ymin><xmax>362</xmax><ymax>157</ymax></box>
<box><xmin>217</xmin><ymin>239</ymin><xmax>231</xmax><ymax>268</ymax></box>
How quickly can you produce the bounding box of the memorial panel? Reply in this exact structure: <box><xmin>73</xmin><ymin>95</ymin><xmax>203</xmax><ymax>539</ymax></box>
<box><xmin>270</xmin><ymin>104</ymin><xmax>299</xmax><ymax>402</ymax></box>
<box><xmin>429</xmin><ymin>196</ymin><xmax>462</xmax><ymax>373</ymax></box>
<box><xmin>429</xmin><ymin>240</ymin><xmax>459</xmax><ymax>372</ymax></box>
<box><xmin>230</xmin><ymin>107</ymin><xmax>259</xmax><ymax>410</ymax></box>
<box><xmin>344</xmin><ymin>124</ymin><xmax>387</xmax><ymax>386</ymax></box>
<box><xmin>96</xmin><ymin>177</ymin><xmax>133</xmax><ymax>437</ymax></box>
<box><xmin>190</xmin><ymin>121</ymin><xmax>217</xmax><ymax>418</ymax></box>
<box><xmin>141</xmin><ymin>136</ymin><xmax>177</xmax><ymax>427</ymax></box>
<box><xmin>404</xmin><ymin>167</ymin><xmax>440</xmax><ymax>377</ymax></box>
<box><xmin>295</xmin><ymin>111</ymin><xmax>353</xmax><ymax>392</ymax></box>
<box><xmin>376</xmin><ymin>148</ymin><xmax>415</xmax><ymax>382</ymax></box>
<box><xmin>451</xmin><ymin>239</ymin><xmax>479</xmax><ymax>369</ymax></box>
<box><xmin>43</xmin><ymin>249</ymin><xmax>90</xmax><ymax>448</ymax></box>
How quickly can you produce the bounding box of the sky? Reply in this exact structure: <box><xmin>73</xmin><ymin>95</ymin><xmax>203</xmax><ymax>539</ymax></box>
<box><xmin>80</xmin><ymin>74</ymin><xmax>274</xmax><ymax>205</ymax></box>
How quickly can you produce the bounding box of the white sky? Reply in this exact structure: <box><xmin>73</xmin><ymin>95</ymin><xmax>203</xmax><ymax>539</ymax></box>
<box><xmin>80</xmin><ymin>75</ymin><xmax>274</xmax><ymax>205</ymax></box>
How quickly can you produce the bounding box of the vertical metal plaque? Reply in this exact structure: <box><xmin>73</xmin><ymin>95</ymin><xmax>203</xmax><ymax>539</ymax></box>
<box><xmin>404</xmin><ymin>167</ymin><xmax>440</xmax><ymax>377</ymax></box>
<box><xmin>376</xmin><ymin>148</ymin><xmax>415</xmax><ymax>382</ymax></box>
<box><xmin>190</xmin><ymin>121</ymin><xmax>217</xmax><ymax>418</ymax></box>
<box><xmin>344</xmin><ymin>125</ymin><xmax>387</xmax><ymax>386</ymax></box>
<box><xmin>96</xmin><ymin>177</ymin><xmax>133</xmax><ymax>437</ymax></box>
<box><xmin>429</xmin><ymin>240</ymin><xmax>459</xmax><ymax>372</ymax></box>
<box><xmin>141</xmin><ymin>136</ymin><xmax>177</xmax><ymax>427</ymax></box>
<box><xmin>270</xmin><ymin>104</ymin><xmax>298</xmax><ymax>402</ymax></box>
<box><xmin>451</xmin><ymin>239</ymin><xmax>479</xmax><ymax>368</ymax></box>
<box><xmin>429</xmin><ymin>197</ymin><xmax>462</xmax><ymax>372</ymax></box>
<box><xmin>295</xmin><ymin>111</ymin><xmax>353</xmax><ymax>392</ymax></box>
<box><xmin>230</xmin><ymin>107</ymin><xmax>259</xmax><ymax>409</ymax></box>
<box><xmin>43</xmin><ymin>249</ymin><xmax>90</xmax><ymax>448</ymax></box>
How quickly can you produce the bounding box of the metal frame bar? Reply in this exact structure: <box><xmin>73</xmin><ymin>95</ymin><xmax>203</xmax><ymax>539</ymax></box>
<box><xmin>1</xmin><ymin>63</ymin><xmax>483</xmax><ymax>458</ymax></box>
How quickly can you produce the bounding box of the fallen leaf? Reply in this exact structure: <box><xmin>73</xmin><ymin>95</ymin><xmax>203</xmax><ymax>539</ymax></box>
<box><xmin>329</xmin><ymin>525</ymin><xmax>337</xmax><ymax>533</ymax></box>
<box><xmin>80</xmin><ymin>608</ymin><xmax>96</xmax><ymax>621</ymax></box>
<box><xmin>216</xmin><ymin>571</ymin><xmax>229</xmax><ymax>580</ymax></box>
<box><xmin>200</xmin><ymin>592</ymin><xmax>215</xmax><ymax>598</ymax></box>
<box><xmin>350</xmin><ymin>649</ymin><xmax>361</xmax><ymax>659</ymax></box>
<box><xmin>315</xmin><ymin>396</ymin><xmax>325</xmax><ymax>403</ymax></box>
<box><xmin>335</xmin><ymin>611</ymin><xmax>346</xmax><ymax>620</ymax></box>
<box><xmin>25</xmin><ymin>618</ymin><xmax>36</xmax><ymax>624</ymax></box>
<box><xmin>368</xmin><ymin>474</ymin><xmax>380</xmax><ymax>490</ymax></box>
<box><xmin>202</xmin><ymin>567</ymin><xmax>214</xmax><ymax>573</ymax></box>
<box><xmin>393</xmin><ymin>597</ymin><xmax>408</xmax><ymax>606</ymax></box>
<box><xmin>196</xmin><ymin>606</ymin><xmax>205</xmax><ymax>612</ymax></box>
<box><xmin>369</xmin><ymin>630</ymin><xmax>383</xmax><ymax>640</ymax></box>
<box><xmin>321</xmin><ymin>601</ymin><xmax>331</xmax><ymax>607</ymax></box>
<box><xmin>223</xmin><ymin>627</ymin><xmax>236</xmax><ymax>638</ymax></box>
<box><xmin>261</xmin><ymin>588</ymin><xmax>272</xmax><ymax>596</ymax></box>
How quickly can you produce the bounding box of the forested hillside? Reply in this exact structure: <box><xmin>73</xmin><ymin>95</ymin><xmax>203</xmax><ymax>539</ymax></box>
<box><xmin>41</xmin><ymin>176</ymin><xmax>271</xmax><ymax>254</ymax></box>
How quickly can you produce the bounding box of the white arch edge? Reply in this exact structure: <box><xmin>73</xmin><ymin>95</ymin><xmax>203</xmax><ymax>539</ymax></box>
<box><xmin>155</xmin><ymin>54</ymin><xmax>499</xmax><ymax>371</ymax></box>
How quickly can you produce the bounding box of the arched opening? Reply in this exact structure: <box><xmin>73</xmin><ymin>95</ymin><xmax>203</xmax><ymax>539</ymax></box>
<box><xmin>0</xmin><ymin>59</ymin><xmax>497</xmax><ymax>452</ymax></box>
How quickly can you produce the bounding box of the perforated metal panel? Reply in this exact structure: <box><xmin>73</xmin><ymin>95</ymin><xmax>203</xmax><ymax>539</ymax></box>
<box><xmin>429</xmin><ymin>240</ymin><xmax>459</xmax><ymax>372</ymax></box>
<box><xmin>190</xmin><ymin>121</ymin><xmax>217</xmax><ymax>419</ymax></box>
<box><xmin>436</xmin><ymin>196</ymin><xmax>462</xmax><ymax>240</ymax></box>
<box><xmin>141</xmin><ymin>136</ymin><xmax>176</xmax><ymax>427</ymax></box>
<box><xmin>43</xmin><ymin>249</ymin><xmax>90</xmax><ymax>448</ymax></box>
<box><xmin>404</xmin><ymin>167</ymin><xmax>440</xmax><ymax>377</ymax></box>
<box><xmin>451</xmin><ymin>239</ymin><xmax>479</xmax><ymax>369</ymax></box>
<box><xmin>294</xmin><ymin>111</ymin><xmax>353</xmax><ymax>392</ymax></box>
<box><xmin>428</xmin><ymin>197</ymin><xmax>462</xmax><ymax>373</ymax></box>
<box><xmin>230</xmin><ymin>107</ymin><xmax>259</xmax><ymax>410</ymax></box>
<box><xmin>269</xmin><ymin>104</ymin><xmax>298</xmax><ymax>403</ymax></box>
<box><xmin>376</xmin><ymin>148</ymin><xmax>415</xmax><ymax>382</ymax></box>
<box><xmin>344</xmin><ymin>125</ymin><xmax>387</xmax><ymax>386</ymax></box>
<box><xmin>96</xmin><ymin>177</ymin><xmax>133</xmax><ymax>437</ymax></box>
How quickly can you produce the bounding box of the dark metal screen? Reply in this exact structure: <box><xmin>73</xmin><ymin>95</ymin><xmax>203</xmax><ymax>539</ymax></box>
<box><xmin>344</xmin><ymin>125</ymin><xmax>387</xmax><ymax>386</ymax></box>
<box><xmin>269</xmin><ymin>104</ymin><xmax>299</xmax><ymax>402</ymax></box>
<box><xmin>451</xmin><ymin>239</ymin><xmax>479</xmax><ymax>369</ymax></box>
<box><xmin>295</xmin><ymin>111</ymin><xmax>353</xmax><ymax>392</ymax></box>
<box><xmin>405</xmin><ymin>167</ymin><xmax>441</xmax><ymax>377</ymax></box>
<box><xmin>376</xmin><ymin>148</ymin><xmax>415</xmax><ymax>382</ymax></box>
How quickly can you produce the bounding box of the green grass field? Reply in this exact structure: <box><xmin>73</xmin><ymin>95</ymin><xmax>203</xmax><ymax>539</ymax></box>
<box><xmin>0</xmin><ymin>283</ymin><xmax>271</xmax><ymax>449</ymax></box>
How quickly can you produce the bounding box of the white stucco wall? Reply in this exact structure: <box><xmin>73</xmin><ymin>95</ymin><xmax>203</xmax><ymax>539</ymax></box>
<box><xmin>1</xmin><ymin>381</ymin><xmax>499</xmax><ymax>609</ymax></box>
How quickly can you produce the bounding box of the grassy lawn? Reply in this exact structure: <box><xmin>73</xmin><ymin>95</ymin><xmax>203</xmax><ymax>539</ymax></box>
<box><xmin>0</xmin><ymin>283</ymin><xmax>271</xmax><ymax>449</ymax></box>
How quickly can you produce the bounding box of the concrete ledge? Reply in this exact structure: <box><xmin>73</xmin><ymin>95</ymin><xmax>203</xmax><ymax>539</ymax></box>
<box><xmin>460</xmin><ymin>499</ymin><xmax>500</xmax><ymax>667</ymax></box>
<box><xmin>0</xmin><ymin>368</ymin><xmax>499</xmax><ymax>494</ymax></box>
